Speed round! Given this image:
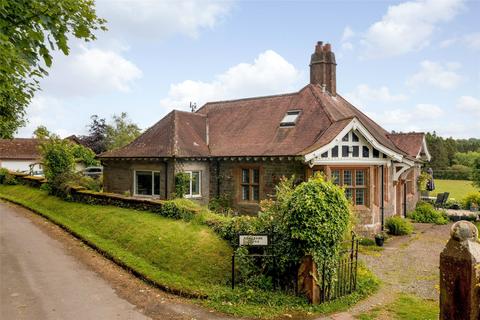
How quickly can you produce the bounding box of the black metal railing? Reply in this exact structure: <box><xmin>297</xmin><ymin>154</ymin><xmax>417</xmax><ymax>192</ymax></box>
<box><xmin>318</xmin><ymin>235</ymin><xmax>359</xmax><ymax>303</ymax></box>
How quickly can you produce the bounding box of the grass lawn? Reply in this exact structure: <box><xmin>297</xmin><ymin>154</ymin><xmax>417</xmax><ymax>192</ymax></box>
<box><xmin>356</xmin><ymin>293</ymin><xmax>438</xmax><ymax>320</ymax></box>
<box><xmin>433</xmin><ymin>179</ymin><xmax>478</xmax><ymax>201</ymax></box>
<box><xmin>0</xmin><ymin>185</ymin><xmax>379</xmax><ymax>318</ymax></box>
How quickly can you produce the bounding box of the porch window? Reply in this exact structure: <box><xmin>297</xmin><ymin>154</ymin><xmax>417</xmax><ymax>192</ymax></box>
<box><xmin>185</xmin><ymin>171</ymin><xmax>201</xmax><ymax>197</ymax></box>
<box><xmin>135</xmin><ymin>171</ymin><xmax>160</xmax><ymax>196</ymax></box>
<box><xmin>241</xmin><ymin>168</ymin><xmax>260</xmax><ymax>201</ymax></box>
<box><xmin>331</xmin><ymin>168</ymin><xmax>368</xmax><ymax>206</ymax></box>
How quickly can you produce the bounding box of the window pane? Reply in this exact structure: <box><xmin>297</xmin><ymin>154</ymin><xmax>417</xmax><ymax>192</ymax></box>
<box><xmin>331</xmin><ymin>146</ymin><xmax>338</xmax><ymax>157</ymax></box>
<box><xmin>342</xmin><ymin>145</ymin><xmax>349</xmax><ymax>157</ymax></box>
<box><xmin>352</xmin><ymin>146</ymin><xmax>359</xmax><ymax>157</ymax></box>
<box><xmin>343</xmin><ymin>170</ymin><xmax>352</xmax><ymax>186</ymax></box>
<box><xmin>331</xmin><ymin>170</ymin><xmax>340</xmax><ymax>185</ymax></box>
<box><xmin>136</xmin><ymin>171</ymin><xmax>152</xmax><ymax>195</ymax></box>
<box><xmin>345</xmin><ymin>188</ymin><xmax>353</xmax><ymax>200</ymax></box>
<box><xmin>352</xmin><ymin>132</ymin><xmax>359</xmax><ymax>142</ymax></box>
<box><xmin>321</xmin><ymin>151</ymin><xmax>328</xmax><ymax>158</ymax></box>
<box><xmin>191</xmin><ymin>171</ymin><xmax>200</xmax><ymax>195</ymax></box>
<box><xmin>252</xmin><ymin>186</ymin><xmax>259</xmax><ymax>201</ymax></box>
<box><xmin>342</xmin><ymin>133</ymin><xmax>349</xmax><ymax>141</ymax></box>
<box><xmin>242</xmin><ymin>185</ymin><xmax>250</xmax><ymax>200</ymax></box>
<box><xmin>356</xmin><ymin>170</ymin><xmax>365</xmax><ymax>186</ymax></box>
<box><xmin>242</xmin><ymin>169</ymin><xmax>249</xmax><ymax>183</ymax></box>
<box><xmin>362</xmin><ymin>146</ymin><xmax>369</xmax><ymax>158</ymax></box>
<box><xmin>153</xmin><ymin>172</ymin><xmax>160</xmax><ymax>195</ymax></box>
<box><xmin>372</xmin><ymin>148</ymin><xmax>380</xmax><ymax>158</ymax></box>
<box><xmin>355</xmin><ymin>189</ymin><xmax>365</xmax><ymax>205</ymax></box>
<box><xmin>252</xmin><ymin>169</ymin><xmax>259</xmax><ymax>184</ymax></box>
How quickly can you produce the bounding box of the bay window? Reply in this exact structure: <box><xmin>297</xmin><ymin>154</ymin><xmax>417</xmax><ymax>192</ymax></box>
<box><xmin>331</xmin><ymin>168</ymin><xmax>368</xmax><ymax>206</ymax></box>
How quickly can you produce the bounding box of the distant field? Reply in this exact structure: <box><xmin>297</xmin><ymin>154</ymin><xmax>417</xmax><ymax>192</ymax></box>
<box><xmin>434</xmin><ymin>179</ymin><xmax>479</xmax><ymax>201</ymax></box>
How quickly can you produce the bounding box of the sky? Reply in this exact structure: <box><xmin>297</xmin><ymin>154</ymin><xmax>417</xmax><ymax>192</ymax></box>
<box><xmin>17</xmin><ymin>0</ymin><xmax>480</xmax><ymax>139</ymax></box>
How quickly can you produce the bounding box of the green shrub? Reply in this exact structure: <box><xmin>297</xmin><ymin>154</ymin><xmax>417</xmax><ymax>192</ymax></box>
<box><xmin>408</xmin><ymin>202</ymin><xmax>448</xmax><ymax>225</ymax></box>
<box><xmin>78</xmin><ymin>175</ymin><xmax>102</xmax><ymax>192</ymax></box>
<box><xmin>208</xmin><ymin>193</ymin><xmax>234</xmax><ymax>215</ymax></box>
<box><xmin>359</xmin><ymin>238</ymin><xmax>376</xmax><ymax>246</ymax></box>
<box><xmin>174</xmin><ymin>172</ymin><xmax>190</xmax><ymax>198</ymax></box>
<box><xmin>3</xmin><ymin>173</ymin><xmax>18</xmax><ymax>185</ymax></box>
<box><xmin>462</xmin><ymin>192</ymin><xmax>480</xmax><ymax>210</ymax></box>
<box><xmin>0</xmin><ymin>168</ymin><xmax>8</xmax><ymax>184</ymax></box>
<box><xmin>385</xmin><ymin>216</ymin><xmax>413</xmax><ymax>235</ymax></box>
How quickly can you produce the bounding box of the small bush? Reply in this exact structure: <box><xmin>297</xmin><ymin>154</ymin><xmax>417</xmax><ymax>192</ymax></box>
<box><xmin>408</xmin><ymin>202</ymin><xmax>448</xmax><ymax>225</ymax></box>
<box><xmin>462</xmin><ymin>192</ymin><xmax>480</xmax><ymax>210</ymax></box>
<box><xmin>0</xmin><ymin>168</ymin><xmax>8</xmax><ymax>184</ymax></box>
<box><xmin>445</xmin><ymin>199</ymin><xmax>462</xmax><ymax>210</ymax></box>
<box><xmin>359</xmin><ymin>238</ymin><xmax>376</xmax><ymax>246</ymax></box>
<box><xmin>385</xmin><ymin>216</ymin><xmax>413</xmax><ymax>235</ymax></box>
<box><xmin>208</xmin><ymin>193</ymin><xmax>234</xmax><ymax>215</ymax></box>
<box><xmin>78</xmin><ymin>175</ymin><xmax>102</xmax><ymax>192</ymax></box>
<box><xmin>174</xmin><ymin>172</ymin><xmax>190</xmax><ymax>198</ymax></box>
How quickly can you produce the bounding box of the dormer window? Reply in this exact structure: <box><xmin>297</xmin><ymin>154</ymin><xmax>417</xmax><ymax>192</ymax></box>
<box><xmin>280</xmin><ymin>110</ymin><xmax>301</xmax><ymax>127</ymax></box>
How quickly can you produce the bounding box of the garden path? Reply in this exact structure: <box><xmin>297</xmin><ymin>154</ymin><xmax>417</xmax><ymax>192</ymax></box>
<box><xmin>317</xmin><ymin>222</ymin><xmax>452</xmax><ymax>319</ymax></box>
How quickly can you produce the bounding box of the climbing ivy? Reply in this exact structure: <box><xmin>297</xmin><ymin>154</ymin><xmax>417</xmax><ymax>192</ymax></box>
<box><xmin>174</xmin><ymin>172</ymin><xmax>190</xmax><ymax>198</ymax></box>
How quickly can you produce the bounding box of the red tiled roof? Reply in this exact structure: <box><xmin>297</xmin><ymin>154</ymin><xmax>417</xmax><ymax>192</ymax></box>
<box><xmin>0</xmin><ymin>138</ymin><xmax>40</xmax><ymax>160</ymax></box>
<box><xmin>99</xmin><ymin>84</ymin><xmax>421</xmax><ymax>160</ymax></box>
<box><xmin>388</xmin><ymin>132</ymin><xmax>425</xmax><ymax>158</ymax></box>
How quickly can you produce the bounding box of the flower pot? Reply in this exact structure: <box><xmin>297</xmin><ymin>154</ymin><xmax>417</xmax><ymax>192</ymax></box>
<box><xmin>375</xmin><ymin>237</ymin><xmax>384</xmax><ymax>247</ymax></box>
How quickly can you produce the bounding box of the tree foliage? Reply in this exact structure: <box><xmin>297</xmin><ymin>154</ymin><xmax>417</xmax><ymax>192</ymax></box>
<box><xmin>80</xmin><ymin>115</ymin><xmax>108</xmax><ymax>154</ymax></box>
<box><xmin>79</xmin><ymin>113</ymin><xmax>141</xmax><ymax>153</ymax></box>
<box><xmin>0</xmin><ymin>0</ymin><xmax>106</xmax><ymax>138</ymax></box>
<box><xmin>105</xmin><ymin>112</ymin><xmax>142</xmax><ymax>150</ymax></box>
<box><xmin>473</xmin><ymin>158</ymin><xmax>480</xmax><ymax>188</ymax></box>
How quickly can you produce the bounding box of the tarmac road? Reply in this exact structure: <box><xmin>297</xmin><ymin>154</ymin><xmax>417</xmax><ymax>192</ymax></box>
<box><xmin>0</xmin><ymin>201</ymin><xmax>149</xmax><ymax>320</ymax></box>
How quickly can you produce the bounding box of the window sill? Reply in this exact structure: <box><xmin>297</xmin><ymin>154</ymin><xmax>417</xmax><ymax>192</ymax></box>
<box><xmin>185</xmin><ymin>195</ymin><xmax>203</xmax><ymax>199</ymax></box>
<box><xmin>354</xmin><ymin>205</ymin><xmax>370</xmax><ymax>211</ymax></box>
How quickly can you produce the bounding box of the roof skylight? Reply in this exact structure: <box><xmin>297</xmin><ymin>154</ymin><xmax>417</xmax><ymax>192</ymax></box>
<box><xmin>280</xmin><ymin>110</ymin><xmax>301</xmax><ymax>127</ymax></box>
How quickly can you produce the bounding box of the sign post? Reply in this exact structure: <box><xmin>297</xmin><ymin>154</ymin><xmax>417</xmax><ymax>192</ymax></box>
<box><xmin>231</xmin><ymin>233</ymin><xmax>274</xmax><ymax>289</ymax></box>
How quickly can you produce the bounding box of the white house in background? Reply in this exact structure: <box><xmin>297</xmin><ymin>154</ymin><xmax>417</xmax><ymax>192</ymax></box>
<box><xmin>0</xmin><ymin>138</ymin><xmax>41</xmax><ymax>173</ymax></box>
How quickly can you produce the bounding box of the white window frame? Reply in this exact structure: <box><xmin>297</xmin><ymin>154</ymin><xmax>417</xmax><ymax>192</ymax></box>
<box><xmin>133</xmin><ymin>170</ymin><xmax>161</xmax><ymax>197</ymax></box>
<box><xmin>185</xmin><ymin>170</ymin><xmax>202</xmax><ymax>198</ymax></box>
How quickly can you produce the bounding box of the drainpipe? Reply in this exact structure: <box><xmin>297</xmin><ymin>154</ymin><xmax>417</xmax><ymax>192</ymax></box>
<box><xmin>216</xmin><ymin>159</ymin><xmax>220</xmax><ymax>197</ymax></box>
<box><xmin>164</xmin><ymin>161</ymin><xmax>168</xmax><ymax>200</ymax></box>
<box><xmin>403</xmin><ymin>182</ymin><xmax>407</xmax><ymax>218</ymax></box>
<box><xmin>380</xmin><ymin>165</ymin><xmax>385</xmax><ymax>231</ymax></box>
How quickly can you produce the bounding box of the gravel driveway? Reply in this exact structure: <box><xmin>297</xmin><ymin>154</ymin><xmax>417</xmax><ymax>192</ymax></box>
<box><xmin>349</xmin><ymin>223</ymin><xmax>451</xmax><ymax>315</ymax></box>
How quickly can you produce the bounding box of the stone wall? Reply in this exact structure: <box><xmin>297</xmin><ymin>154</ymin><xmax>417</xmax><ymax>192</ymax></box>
<box><xmin>209</xmin><ymin>159</ymin><xmax>306</xmax><ymax>214</ymax></box>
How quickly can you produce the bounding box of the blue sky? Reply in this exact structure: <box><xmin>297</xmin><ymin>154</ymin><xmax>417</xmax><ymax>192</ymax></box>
<box><xmin>18</xmin><ymin>0</ymin><xmax>480</xmax><ymax>139</ymax></box>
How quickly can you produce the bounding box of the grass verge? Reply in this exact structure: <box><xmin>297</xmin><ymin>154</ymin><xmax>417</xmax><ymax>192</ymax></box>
<box><xmin>0</xmin><ymin>184</ymin><xmax>379</xmax><ymax>318</ymax></box>
<box><xmin>356</xmin><ymin>293</ymin><xmax>438</xmax><ymax>320</ymax></box>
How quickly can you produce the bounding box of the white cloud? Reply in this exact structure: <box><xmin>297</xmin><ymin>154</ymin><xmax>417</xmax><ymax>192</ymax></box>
<box><xmin>361</xmin><ymin>0</ymin><xmax>464</xmax><ymax>58</ymax></box>
<box><xmin>97</xmin><ymin>0</ymin><xmax>234</xmax><ymax>39</ymax></box>
<box><xmin>440</xmin><ymin>32</ymin><xmax>480</xmax><ymax>50</ymax></box>
<box><xmin>367</xmin><ymin>103</ymin><xmax>444</xmax><ymax>128</ymax></box>
<box><xmin>407</xmin><ymin>60</ymin><xmax>462</xmax><ymax>89</ymax></box>
<box><xmin>160</xmin><ymin>50</ymin><xmax>302</xmax><ymax>109</ymax></box>
<box><xmin>42</xmin><ymin>45</ymin><xmax>142</xmax><ymax>96</ymax></box>
<box><xmin>456</xmin><ymin>96</ymin><xmax>480</xmax><ymax>115</ymax></box>
<box><xmin>342</xmin><ymin>42</ymin><xmax>354</xmax><ymax>51</ymax></box>
<box><xmin>342</xmin><ymin>26</ymin><xmax>355</xmax><ymax>41</ymax></box>
<box><xmin>17</xmin><ymin>95</ymin><xmax>73</xmax><ymax>138</ymax></box>
<box><xmin>345</xmin><ymin>84</ymin><xmax>408</xmax><ymax>107</ymax></box>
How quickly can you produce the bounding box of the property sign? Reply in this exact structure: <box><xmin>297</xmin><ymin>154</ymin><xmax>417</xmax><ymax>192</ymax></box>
<box><xmin>239</xmin><ymin>234</ymin><xmax>269</xmax><ymax>246</ymax></box>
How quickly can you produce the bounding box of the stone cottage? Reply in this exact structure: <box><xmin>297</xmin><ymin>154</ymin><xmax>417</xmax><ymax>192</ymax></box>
<box><xmin>99</xmin><ymin>42</ymin><xmax>430</xmax><ymax>234</ymax></box>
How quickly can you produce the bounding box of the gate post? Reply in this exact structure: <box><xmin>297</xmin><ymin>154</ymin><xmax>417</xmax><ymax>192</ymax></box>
<box><xmin>297</xmin><ymin>255</ymin><xmax>320</xmax><ymax>304</ymax></box>
<box><xmin>440</xmin><ymin>221</ymin><xmax>480</xmax><ymax>320</ymax></box>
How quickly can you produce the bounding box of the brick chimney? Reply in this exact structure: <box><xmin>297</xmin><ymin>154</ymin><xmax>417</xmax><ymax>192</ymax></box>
<box><xmin>310</xmin><ymin>41</ymin><xmax>336</xmax><ymax>96</ymax></box>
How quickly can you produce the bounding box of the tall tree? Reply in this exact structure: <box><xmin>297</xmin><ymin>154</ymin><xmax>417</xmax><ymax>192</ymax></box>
<box><xmin>105</xmin><ymin>112</ymin><xmax>141</xmax><ymax>150</ymax></box>
<box><xmin>80</xmin><ymin>115</ymin><xmax>108</xmax><ymax>154</ymax></box>
<box><xmin>0</xmin><ymin>0</ymin><xmax>106</xmax><ymax>138</ymax></box>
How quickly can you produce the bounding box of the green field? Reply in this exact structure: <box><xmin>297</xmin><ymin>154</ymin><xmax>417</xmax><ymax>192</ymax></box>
<box><xmin>433</xmin><ymin>179</ymin><xmax>479</xmax><ymax>201</ymax></box>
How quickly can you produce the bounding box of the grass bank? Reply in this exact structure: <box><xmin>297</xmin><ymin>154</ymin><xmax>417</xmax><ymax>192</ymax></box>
<box><xmin>356</xmin><ymin>293</ymin><xmax>438</xmax><ymax>320</ymax></box>
<box><xmin>434</xmin><ymin>179</ymin><xmax>478</xmax><ymax>201</ymax></box>
<box><xmin>0</xmin><ymin>185</ymin><xmax>379</xmax><ymax>318</ymax></box>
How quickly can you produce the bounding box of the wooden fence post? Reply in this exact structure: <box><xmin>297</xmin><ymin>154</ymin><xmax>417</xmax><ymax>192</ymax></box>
<box><xmin>440</xmin><ymin>221</ymin><xmax>480</xmax><ymax>320</ymax></box>
<box><xmin>297</xmin><ymin>255</ymin><xmax>320</xmax><ymax>304</ymax></box>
